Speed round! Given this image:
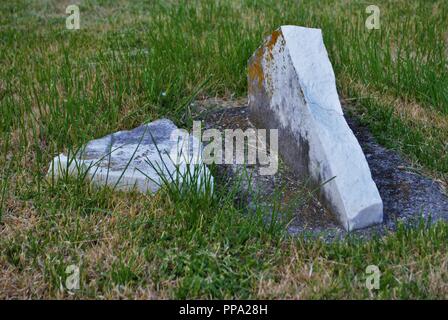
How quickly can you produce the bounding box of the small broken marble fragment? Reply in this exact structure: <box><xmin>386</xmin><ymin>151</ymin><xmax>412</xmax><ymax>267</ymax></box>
<box><xmin>47</xmin><ymin>119</ymin><xmax>213</xmax><ymax>193</ymax></box>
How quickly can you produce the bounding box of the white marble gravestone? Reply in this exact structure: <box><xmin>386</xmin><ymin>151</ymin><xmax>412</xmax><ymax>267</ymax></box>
<box><xmin>47</xmin><ymin>119</ymin><xmax>212</xmax><ymax>194</ymax></box>
<box><xmin>248</xmin><ymin>26</ymin><xmax>383</xmax><ymax>231</ymax></box>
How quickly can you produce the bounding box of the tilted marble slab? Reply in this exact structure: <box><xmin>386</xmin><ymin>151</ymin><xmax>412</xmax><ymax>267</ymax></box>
<box><xmin>248</xmin><ymin>26</ymin><xmax>383</xmax><ymax>231</ymax></box>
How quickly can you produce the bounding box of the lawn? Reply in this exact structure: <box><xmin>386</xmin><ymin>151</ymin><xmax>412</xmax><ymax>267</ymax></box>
<box><xmin>0</xmin><ymin>0</ymin><xmax>447</xmax><ymax>299</ymax></box>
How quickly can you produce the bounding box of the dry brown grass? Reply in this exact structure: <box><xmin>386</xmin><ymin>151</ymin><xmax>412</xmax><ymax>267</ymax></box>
<box><xmin>340</xmin><ymin>76</ymin><xmax>448</xmax><ymax>132</ymax></box>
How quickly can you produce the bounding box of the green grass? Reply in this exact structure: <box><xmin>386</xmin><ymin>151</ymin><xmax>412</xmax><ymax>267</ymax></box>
<box><xmin>0</xmin><ymin>0</ymin><xmax>447</xmax><ymax>299</ymax></box>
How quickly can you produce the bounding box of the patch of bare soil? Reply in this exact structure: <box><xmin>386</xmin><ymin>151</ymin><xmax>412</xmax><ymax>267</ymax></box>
<box><xmin>197</xmin><ymin>99</ymin><xmax>448</xmax><ymax>240</ymax></box>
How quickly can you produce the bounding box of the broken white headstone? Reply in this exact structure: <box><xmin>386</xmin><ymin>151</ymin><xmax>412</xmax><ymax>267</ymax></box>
<box><xmin>248</xmin><ymin>26</ymin><xmax>383</xmax><ymax>231</ymax></box>
<box><xmin>47</xmin><ymin>119</ymin><xmax>213</xmax><ymax>194</ymax></box>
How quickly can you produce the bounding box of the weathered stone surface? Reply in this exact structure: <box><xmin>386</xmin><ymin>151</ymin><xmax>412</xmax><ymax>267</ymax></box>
<box><xmin>248</xmin><ymin>26</ymin><xmax>383</xmax><ymax>231</ymax></box>
<box><xmin>47</xmin><ymin>119</ymin><xmax>212</xmax><ymax>193</ymax></box>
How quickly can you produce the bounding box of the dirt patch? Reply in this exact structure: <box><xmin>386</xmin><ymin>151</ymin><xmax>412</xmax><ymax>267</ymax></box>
<box><xmin>197</xmin><ymin>99</ymin><xmax>448</xmax><ymax>240</ymax></box>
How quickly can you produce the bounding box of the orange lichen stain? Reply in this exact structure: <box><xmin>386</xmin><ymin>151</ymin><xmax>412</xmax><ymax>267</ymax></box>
<box><xmin>264</xmin><ymin>29</ymin><xmax>282</xmax><ymax>94</ymax></box>
<box><xmin>249</xmin><ymin>29</ymin><xmax>282</xmax><ymax>90</ymax></box>
<box><xmin>266</xmin><ymin>29</ymin><xmax>281</xmax><ymax>61</ymax></box>
<box><xmin>248</xmin><ymin>47</ymin><xmax>265</xmax><ymax>90</ymax></box>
